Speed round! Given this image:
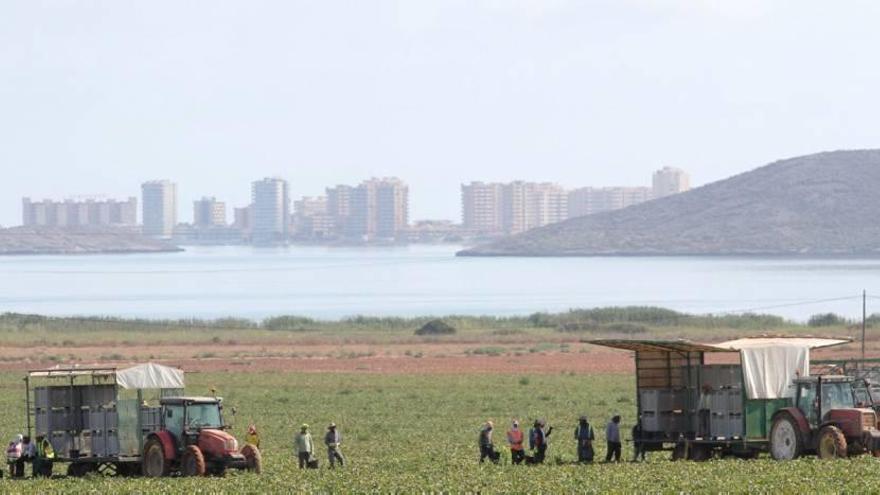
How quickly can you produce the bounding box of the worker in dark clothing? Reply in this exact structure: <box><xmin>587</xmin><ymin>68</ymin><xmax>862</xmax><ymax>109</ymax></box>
<box><xmin>574</xmin><ymin>416</ymin><xmax>595</xmax><ymax>463</ymax></box>
<box><xmin>325</xmin><ymin>423</ymin><xmax>345</xmax><ymax>469</ymax></box>
<box><xmin>605</xmin><ymin>415</ymin><xmax>622</xmax><ymax>463</ymax></box>
<box><xmin>632</xmin><ymin>419</ymin><xmax>646</xmax><ymax>462</ymax></box>
<box><xmin>478</xmin><ymin>421</ymin><xmax>499</xmax><ymax>464</ymax></box>
<box><xmin>529</xmin><ymin>419</ymin><xmax>553</xmax><ymax>464</ymax></box>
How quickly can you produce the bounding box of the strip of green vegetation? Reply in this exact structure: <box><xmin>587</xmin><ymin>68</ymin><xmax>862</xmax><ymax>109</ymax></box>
<box><xmin>0</xmin><ymin>306</ymin><xmax>861</xmax><ymax>347</ymax></box>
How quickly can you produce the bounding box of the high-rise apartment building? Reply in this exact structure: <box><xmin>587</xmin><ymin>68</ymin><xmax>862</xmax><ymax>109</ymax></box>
<box><xmin>193</xmin><ymin>197</ymin><xmax>227</xmax><ymax>228</ymax></box>
<box><xmin>326</xmin><ymin>185</ymin><xmax>353</xmax><ymax>235</ymax></box>
<box><xmin>346</xmin><ymin>178</ymin><xmax>409</xmax><ymax>240</ymax></box>
<box><xmin>461</xmin><ymin>182</ymin><xmax>504</xmax><ymax>235</ymax></box>
<box><xmin>502</xmin><ymin>182</ymin><xmax>568</xmax><ymax>235</ymax></box>
<box><xmin>22</xmin><ymin>197</ymin><xmax>137</xmax><ymax>227</ymax></box>
<box><xmin>251</xmin><ymin>177</ymin><xmax>290</xmax><ymax>243</ymax></box>
<box><xmin>652</xmin><ymin>166</ymin><xmax>691</xmax><ymax>198</ymax></box>
<box><xmin>461</xmin><ymin>181</ymin><xmax>567</xmax><ymax>236</ymax></box>
<box><xmin>142</xmin><ymin>181</ymin><xmax>177</xmax><ymax>238</ymax></box>
<box><xmin>567</xmin><ymin>186</ymin><xmax>652</xmax><ymax>218</ymax></box>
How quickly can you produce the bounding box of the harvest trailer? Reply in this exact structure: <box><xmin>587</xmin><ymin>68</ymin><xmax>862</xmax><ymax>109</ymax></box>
<box><xmin>25</xmin><ymin>363</ymin><xmax>261</xmax><ymax>477</ymax></box>
<box><xmin>591</xmin><ymin>337</ymin><xmax>880</xmax><ymax>460</ymax></box>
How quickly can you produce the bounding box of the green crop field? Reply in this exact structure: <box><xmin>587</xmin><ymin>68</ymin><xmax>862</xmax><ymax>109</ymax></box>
<box><xmin>0</xmin><ymin>371</ymin><xmax>877</xmax><ymax>493</ymax></box>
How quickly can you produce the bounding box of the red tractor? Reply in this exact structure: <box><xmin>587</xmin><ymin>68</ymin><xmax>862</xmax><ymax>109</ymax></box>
<box><xmin>770</xmin><ymin>375</ymin><xmax>880</xmax><ymax>459</ymax></box>
<box><xmin>141</xmin><ymin>396</ymin><xmax>262</xmax><ymax>476</ymax></box>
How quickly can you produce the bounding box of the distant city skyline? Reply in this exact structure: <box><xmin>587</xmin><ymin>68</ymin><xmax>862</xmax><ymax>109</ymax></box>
<box><xmin>15</xmin><ymin>168</ymin><xmax>685</xmax><ymax>227</ymax></box>
<box><xmin>5</xmin><ymin>2</ymin><xmax>880</xmax><ymax>226</ymax></box>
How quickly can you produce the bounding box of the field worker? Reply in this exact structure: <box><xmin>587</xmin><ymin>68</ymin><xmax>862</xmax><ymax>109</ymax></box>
<box><xmin>246</xmin><ymin>424</ymin><xmax>261</xmax><ymax>448</ymax></box>
<box><xmin>632</xmin><ymin>419</ymin><xmax>646</xmax><ymax>462</ymax></box>
<box><xmin>34</xmin><ymin>435</ymin><xmax>55</xmax><ymax>477</ymax></box>
<box><xmin>574</xmin><ymin>416</ymin><xmax>595</xmax><ymax>463</ymax></box>
<box><xmin>605</xmin><ymin>415</ymin><xmax>622</xmax><ymax>463</ymax></box>
<box><xmin>6</xmin><ymin>434</ymin><xmax>23</xmax><ymax>478</ymax></box>
<box><xmin>507</xmin><ymin>420</ymin><xmax>525</xmax><ymax>465</ymax></box>
<box><xmin>21</xmin><ymin>436</ymin><xmax>34</xmax><ymax>472</ymax></box>
<box><xmin>530</xmin><ymin>419</ymin><xmax>553</xmax><ymax>464</ymax></box>
<box><xmin>295</xmin><ymin>424</ymin><xmax>314</xmax><ymax>469</ymax></box>
<box><xmin>325</xmin><ymin>423</ymin><xmax>345</xmax><ymax>469</ymax></box>
<box><xmin>478</xmin><ymin>421</ymin><xmax>499</xmax><ymax>464</ymax></box>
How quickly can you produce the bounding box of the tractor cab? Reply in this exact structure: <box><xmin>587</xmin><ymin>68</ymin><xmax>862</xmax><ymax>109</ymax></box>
<box><xmin>793</xmin><ymin>376</ymin><xmax>859</xmax><ymax>427</ymax></box>
<box><xmin>160</xmin><ymin>397</ymin><xmax>227</xmax><ymax>440</ymax></box>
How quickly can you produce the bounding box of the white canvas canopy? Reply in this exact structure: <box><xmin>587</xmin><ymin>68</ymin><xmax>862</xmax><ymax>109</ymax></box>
<box><xmin>115</xmin><ymin>363</ymin><xmax>184</xmax><ymax>390</ymax></box>
<box><xmin>714</xmin><ymin>337</ymin><xmax>850</xmax><ymax>400</ymax></box>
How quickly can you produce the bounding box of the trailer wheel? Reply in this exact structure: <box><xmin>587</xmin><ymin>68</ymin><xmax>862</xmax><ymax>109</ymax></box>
<box><xmin>67</xmin><ymin>462</ymin><xmax>95</xmax><ymax>477</ymax></box>
<box><xmin>770</xmin><ymin>414</ymin><xmax>802</xmax><ymax>460</ymax></box>
<box><xmin>671</xmin><ymin>443</ymin><xmax>687</xmax><ymax>461</ymax></box>
<box><xmin>143</xmin><ymin>438</ymin><xmax>170</xmax><ymax>477</ymax></box>
<box><xmin>817</xmin><ymin>425</ymin><xmax>847</xmax><ymax>459</ymax></box>
<box><xmin>181</xmin><ymin>445</ymin><xmax>206</xmax><ymax>476</ymax></box>
<box><xmin>688</xmin><ymin>444</ymin><xmax>711</xmax><ymax>461</ymax></box>
<box><xmin>241</xmin><ymin>444</ymin><xmax>263</xmax><ymax>474</ymax></box>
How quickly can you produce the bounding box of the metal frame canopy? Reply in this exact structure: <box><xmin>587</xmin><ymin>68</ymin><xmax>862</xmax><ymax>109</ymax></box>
<box><xmin>588</xmin><ymin>337</ymin><xmax>852</xmax><ymax>353</ymax></box>
<box><xmin>28</xmin><ymin>363</ymin><xmax>184</xmax><ymax>390</ymax></box>
<box><xmin>587</xmin><ymin>339</ymin><xmax>732</xmax><ymax>354</ymax></box>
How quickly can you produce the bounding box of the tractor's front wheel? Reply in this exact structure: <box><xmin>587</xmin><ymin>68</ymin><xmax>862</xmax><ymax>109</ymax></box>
<box><xmin>241</xmin><ymin>444</ymin><xmax>263</xmax><ymax>474</ymax></box>
<box><xmin>142</xmin><ymin>439</ymin><xmax>170</xmax><ymax>477</ymax></box>
<box><xmin>181</xmin><ymin>445</ymin><xmax>207</xmax><ymax>476</ymax></box>
<box><xmin>817</xmin><ymin>425</ymin><xmax>848</xmax><ymax>459</ymax></box>
<box><xmin>770</xmin><ymin>414</ymin><xmax>803</xmax><ymax>460</ymax></box>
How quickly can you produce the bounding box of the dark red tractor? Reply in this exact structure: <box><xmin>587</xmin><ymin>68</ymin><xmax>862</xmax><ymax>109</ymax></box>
<box><xmin>769</xmin><ymin>375</ymin><xmax>880</xmax><ymax>459</ymax></box>
<box><xmin>141</xmin><ymin>396</ymin><xmax>262</xmax><ymax>476</ymax></box>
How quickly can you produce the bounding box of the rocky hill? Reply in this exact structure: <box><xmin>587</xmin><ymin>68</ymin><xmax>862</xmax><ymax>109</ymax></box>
<box><xmin>0</xmin><ymin>226</ymin><xmax>183</xmax><ymax>255</ymax></box>
<box><xmin>459</xmin><ymin>150</ymin><xmax>880</xmax><ymax>257</ymax></box>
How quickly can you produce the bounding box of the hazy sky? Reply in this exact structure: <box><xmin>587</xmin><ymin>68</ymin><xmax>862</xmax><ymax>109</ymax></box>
<box><xmin>2</xmin><ymin>0</ymin><xmax>880</xmax><ymax>226</ymax></box>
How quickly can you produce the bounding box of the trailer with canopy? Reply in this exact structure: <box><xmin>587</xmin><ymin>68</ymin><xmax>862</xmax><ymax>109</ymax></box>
<box><xmin>25</xmin><ymin>363</ymin><xmax>261</xmax><ymax>477</ymax></box>
<box><xmin>590</xmin><ymin>337</ymin><xmax>880</xmax><ymax>460</ymax></box>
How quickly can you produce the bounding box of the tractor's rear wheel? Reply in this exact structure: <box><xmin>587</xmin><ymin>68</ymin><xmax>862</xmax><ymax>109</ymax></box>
<box><xmin>142</xmin><ymin>439</ymin><xmax>170</xmax><ymax>478</ymax></box>
<box><xmin>817</xmin><ymin>425</ymin><xmax>848</xmax><ymax>459</ymax></box>
<box><xmin>770</xmin><ymin>414</ymin><xmax>803</xmax><ymax>460</ymax></box>
<box><xmin>241</xmin><ymin>444</ymin><xmax>263</xmax><ymax>474</ymax></box>
<box><xmin>181</xmin><ymin>445</ymin><xmax>206</xmax><ymax>476</ymax></box>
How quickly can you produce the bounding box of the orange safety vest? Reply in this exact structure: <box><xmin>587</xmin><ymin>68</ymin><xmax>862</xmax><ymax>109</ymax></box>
<box><xmin>507</xmin><ymin>429</ymin><xmax>524</xmax><ymax>451</ymax></box>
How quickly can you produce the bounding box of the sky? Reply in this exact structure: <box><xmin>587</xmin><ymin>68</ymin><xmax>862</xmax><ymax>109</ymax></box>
<box><xmin>2</xmin><ymin>0</ymin><xmax>880</xmax><ymax>226</ymax></box>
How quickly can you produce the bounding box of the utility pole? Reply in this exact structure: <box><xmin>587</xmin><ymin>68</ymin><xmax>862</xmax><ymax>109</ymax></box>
<box><xmin>862</xmin><ymin>289</ymin><xmax>867</xmax><ymax>362</ymax></box>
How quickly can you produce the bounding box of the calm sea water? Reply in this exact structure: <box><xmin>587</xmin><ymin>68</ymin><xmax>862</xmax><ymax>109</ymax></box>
<box><xmin>0</xmin><ymin>245</ymin><xmax>878</xmax><ymax>321</ymax></box>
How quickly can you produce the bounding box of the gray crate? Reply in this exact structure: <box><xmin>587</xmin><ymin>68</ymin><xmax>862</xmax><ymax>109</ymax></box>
<box><xmin>34</xmin><ymin>388</ymin><xmax>50</xmax><ymax>409</ymax></box>
<box><xmin>640</xmin><ymin>390</ymin><xmax>659</xmax><ymax>413</ymax></box>
<box><xmin>641</xmin><ymin>411</ymin><xmax>660</xmax><ymax>432</ymax></box>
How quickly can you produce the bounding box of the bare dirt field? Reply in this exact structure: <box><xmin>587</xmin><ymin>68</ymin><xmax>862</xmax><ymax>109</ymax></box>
<box><xmin>1</xmin><ymin>338</ymin><xmax>875</xmax><ymax>375</ymax></box>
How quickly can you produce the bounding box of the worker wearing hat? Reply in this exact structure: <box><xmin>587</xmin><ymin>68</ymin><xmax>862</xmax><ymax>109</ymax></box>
<box><xmin>575</xmin><ymin>415</ymin><xmax>595</xmax><ymax>463</ymax></box>
<box><xmin>294</xmin><ymin>424</ymin><xmax>314</xmax><ymax>469</ymax></box>
<box><xmin>478</xmin><ymin>420</ymin><xmax>499</xmax><ymax>464</ymax></box>
<box><xmin>507</xmin><ymin>420</ymin><xmax>525</xmax><ymax>464</ymax></box>
<box><xmin>325</xmin><ymin>422</ymin><xmax>345</xmax><ymax>469</ymax></box>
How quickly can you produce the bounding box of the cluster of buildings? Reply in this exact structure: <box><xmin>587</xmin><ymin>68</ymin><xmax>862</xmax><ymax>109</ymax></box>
<box><xmin>137</xmin><ymin>177</ymin><xmax>410</xmax><ymax>244</ymax></box>
<box><xmin>461</xmin><ymin>167</ymin><xmax>690</xmax><ymax>236</ymax></box>
<box><xmin>19</xmin><ymin>167</ymin><xmax>690</xmax><ymax>244</ymax></box>
<box><xmin>21</xmin><ymin>197</ymin><xmax>138</xmax><ymax>228</ymax></box>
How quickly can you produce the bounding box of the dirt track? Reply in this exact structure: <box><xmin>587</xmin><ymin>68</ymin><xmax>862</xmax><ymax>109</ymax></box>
<box><xmin>0</xmin><ymin>342</ymin><xmax>634</xmax><ymax>374</ymax></box>
<box><xmin>1</xmin><ymin>340</ymin><xmax>872</xmax><ymax>375</ymax></box>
